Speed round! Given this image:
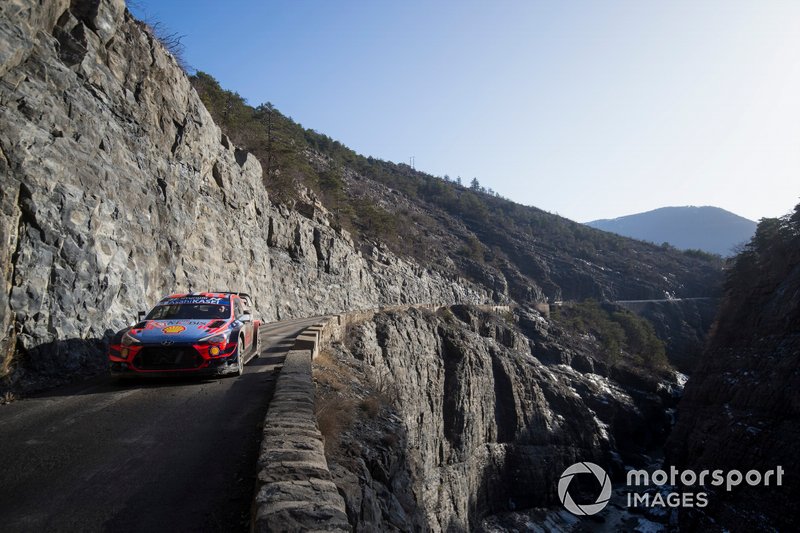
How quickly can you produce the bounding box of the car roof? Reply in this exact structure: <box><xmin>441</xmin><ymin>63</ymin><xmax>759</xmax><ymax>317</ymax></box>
<box><xmin>159</xmin><ymin>292</ymin><xmax>233</xmax><ymax>303</ymax></box>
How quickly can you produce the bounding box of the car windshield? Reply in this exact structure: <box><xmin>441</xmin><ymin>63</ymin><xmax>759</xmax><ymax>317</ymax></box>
<box><xmin>146</xmin><ymin>303</ymin><xmax>230</xmax><ymax>320</ymax></box>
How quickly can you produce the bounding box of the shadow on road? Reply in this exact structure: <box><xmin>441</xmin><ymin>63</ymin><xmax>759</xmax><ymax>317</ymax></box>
<box><xmin>21</xmin><ymin>372</ymin><xmax>235</xmax><ymax>399</ymax></box>
<box><xmin>263</xmin><ymin>342</ymin><xmax>294</xmax><ymax>354</ymax></box>
<box><xmin>250</xmin><ymin>355</ymin><xmax>285</xmax><ymax>366</ymax></box>
<box><xmin>4</xmin><ymin>321</ymin><xmax>311</xmax><ymax>401</ymax></box>
<box><xmin>0</xmin><ymin>317</ymin><xmax>327</xmax><ymax>531</ymax></box>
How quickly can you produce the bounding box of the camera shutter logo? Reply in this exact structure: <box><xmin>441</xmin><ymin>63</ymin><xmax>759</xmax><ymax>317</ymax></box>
<box><xmin>558</xmin><ymin>462</ymin><xmax>612</xmax><ymax>516</ymax></box>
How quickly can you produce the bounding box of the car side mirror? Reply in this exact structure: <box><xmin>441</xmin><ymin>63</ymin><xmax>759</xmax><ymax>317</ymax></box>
<box><xmin>137</xmin><ymin>311</ymin><xmax>146</xmax><ymax>322</ymax></box>
<box><xmin>240</xmin><ymin>313</ymin><xmax>251</xmax><ymax>323</ymax></box>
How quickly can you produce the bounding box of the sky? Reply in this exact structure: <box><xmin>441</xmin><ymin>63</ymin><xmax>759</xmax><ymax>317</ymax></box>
<box><xmin>129</xmin><ymin>1</ymin><xmax>800</xmax><ymax>223</ymax></box>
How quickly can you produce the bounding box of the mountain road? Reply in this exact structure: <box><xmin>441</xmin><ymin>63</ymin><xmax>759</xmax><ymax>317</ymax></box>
<box><xmin>0</xmin><ymin>316</ymin><xmax>322</xmax><ymax>533</ymax></box>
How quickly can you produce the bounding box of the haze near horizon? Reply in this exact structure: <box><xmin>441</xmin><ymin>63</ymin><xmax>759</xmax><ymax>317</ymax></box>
<box><xmin>129</xmin><ymin>0</ymin><xmax>800</xmax><ymax>223</ymax></box>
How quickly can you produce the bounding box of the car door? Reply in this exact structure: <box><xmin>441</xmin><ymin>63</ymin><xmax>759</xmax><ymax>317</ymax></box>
<box><xmin>234</xmin><ymin>297</ymin><xmax>252</xmax><ymax>351</ymax></box>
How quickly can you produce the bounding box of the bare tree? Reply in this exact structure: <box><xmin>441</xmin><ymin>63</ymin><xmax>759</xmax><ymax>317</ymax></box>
<box><xmin>127</xmin><ymin>2</ymin><xmax>191</xmax><ymax>72</ymax></box>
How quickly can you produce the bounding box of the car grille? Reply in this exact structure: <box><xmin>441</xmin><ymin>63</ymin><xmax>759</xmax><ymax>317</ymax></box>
<box><xmin>134</xmin><ymin>346</ymin><xmax>203</xmax><ymax>370</ymax></box>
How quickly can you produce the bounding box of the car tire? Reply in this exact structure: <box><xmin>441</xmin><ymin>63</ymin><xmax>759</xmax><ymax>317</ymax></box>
<box><xmin>252</xmin><ymin>328</ymin><xmax>261</xmax><ymax>359</ymax></box>
<box><xmin>236</xmin><ymin>336</ymin><xmax>245</xmax><ymax>376</ymax></box>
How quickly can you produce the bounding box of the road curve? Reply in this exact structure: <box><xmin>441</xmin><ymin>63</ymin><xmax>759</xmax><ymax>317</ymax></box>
<box><xmin>0</xmin><ymin>316</ymin><xmax>322</xmax><ymax>533</ymax></box>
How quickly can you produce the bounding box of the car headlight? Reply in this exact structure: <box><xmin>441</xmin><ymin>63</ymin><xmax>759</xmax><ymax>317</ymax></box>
<box><xmin>198</xmin><ymin>333</ymin><xmax>229</xmax><ymax>344</ymax></box>
<box><xmin>121</xmin><ymin>331</ymin><xmax>141</xmax><ymax>346</ymax></box>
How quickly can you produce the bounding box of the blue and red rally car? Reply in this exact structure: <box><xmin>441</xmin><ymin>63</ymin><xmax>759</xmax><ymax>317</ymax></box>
<box><xmin>108</xmin><ymin>292</ymin><xmax>261</xmax><ymax>377</ymax></box>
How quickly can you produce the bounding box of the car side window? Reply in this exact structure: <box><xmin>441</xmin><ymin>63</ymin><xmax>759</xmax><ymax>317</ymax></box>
<box><xmin>234</xmin><ymin>298</ymin><xmax>243</xmax><ymax>319</ymax></box>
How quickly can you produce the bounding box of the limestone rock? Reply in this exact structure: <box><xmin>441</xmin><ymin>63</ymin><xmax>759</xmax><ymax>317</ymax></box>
<box><xmin>330</xmin><ymin>307</ymin><xmax>679</xmax><ymax>530</ymax></box>
<box><xmin>0</xmin><ymin>0</ymin><xmax>490</xmax><ymax>391</ymax></box>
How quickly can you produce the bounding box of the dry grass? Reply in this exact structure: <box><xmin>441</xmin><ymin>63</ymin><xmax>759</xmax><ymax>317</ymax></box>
<box><xmin>315</xmin><ymin>394</ymin><xmax>356</xmax><ymax>454</ymax></box>
<box><xmin>313</xmin><ymin>349</ymin><xmax>347</xmax><ymax>391</ymax></box>
<box><xmin>128</xmin><ymin>2</ymin><xmax>191</xmax><ymax>72</ymax></box>
<box><xmin>436</xmin><ymin>307</ymin><xmax>456</xmax><ymax>323</ymax></box>
<box><xmin>359</xmin><ymin>394</ymin><xmax>382</xmax><ymax>417</ymax></box>
<box><xmin>1</xmin><ymin>391</ymin><xmax>16</xmax><ymax>405</ymax></box>
<box><xmin>314</xmin><ymin>349</ymin><xmax>339</xmax><ymax>370</ymax></box>
<box><xmin>314</xmin><ymin>349</ymin><xmax>358</xmax><ymax>452</ymax></box>
<box><xmin>367</xmin><ymin>369</ymin><xmax>400</xmax><ymax>407</ymax></box>
<box><xmin>313</xmin><ymin>346</ymin><xmax>398</xmax><ymax>455</ymax></box>
<box><xmin>1</xmin><ymin>330</ymin><xmax>16</xmax><ymax>378</ymax></box>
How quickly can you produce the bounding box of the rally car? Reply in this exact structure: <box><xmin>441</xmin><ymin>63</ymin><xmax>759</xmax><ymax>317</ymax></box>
<box><xmin>108</xmin><ymin>292</ymin><xmax>262</xmax><ymax>378</ymax></box>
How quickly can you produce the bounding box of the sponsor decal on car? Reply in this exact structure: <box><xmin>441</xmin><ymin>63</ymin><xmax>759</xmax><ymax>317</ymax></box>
<box><xmin>162</xmin><ymin>325</ymin><xmax>186</xmax><ymax>334</ymax></box>
<box><xmin>135</xmin><ymin>321</ymin><xmax>166</xmax><ymax>331</ymax></box>
<box><xmin>164</xmin><ymin>297</ymin><xmax>228</xmax><ymax>305</ymax></box>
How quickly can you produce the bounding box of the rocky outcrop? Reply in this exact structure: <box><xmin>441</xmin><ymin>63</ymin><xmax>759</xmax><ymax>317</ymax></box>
<box><xmin>0</xmin><ymin>0</ymin><xmax>490</xmax><ymax>391</ymax></box>
<box><xmin>667</xmin><ymin>210</ymin><xmax>800</xmax><ymax>532</ymax></box>
<box><xmin>322</xmin><ymin>306</ymin><xmax>682</xmax><ymax>530</ymax></box>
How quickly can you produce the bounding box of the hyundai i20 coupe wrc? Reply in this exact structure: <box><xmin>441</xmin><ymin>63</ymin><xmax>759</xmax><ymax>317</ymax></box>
<box><xmin>108</xmin><ymin>292</ymin><xmax>262</xmax><ymax>378</ymax></box>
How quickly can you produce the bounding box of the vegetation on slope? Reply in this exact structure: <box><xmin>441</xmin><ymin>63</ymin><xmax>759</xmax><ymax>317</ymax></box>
<box><xmin>665</xmin><ymin>211</ymin><xmax>799</xmax><ymax>533</ymax></box>
<box><xmin>713</xmin><ymin>202</ymin><xmax>800</xmax><ymax>342</ymax></box>
<box><xmin>552</xmin><ymin>300</ymin><xmax>668</xmax><ymax>369</ymax></box>
<box><xmin>191</xmin><ymin>72</ymin><xmax>723</xmax><ymax>302</ymax></box>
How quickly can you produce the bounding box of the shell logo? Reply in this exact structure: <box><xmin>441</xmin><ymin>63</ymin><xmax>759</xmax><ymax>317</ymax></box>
<box><xmin>162</xmin><ymin>325</ymin><xmax>186</xmax><ymax>334</ymax></box>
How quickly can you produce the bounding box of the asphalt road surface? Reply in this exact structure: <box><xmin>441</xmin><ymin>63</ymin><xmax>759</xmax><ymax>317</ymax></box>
<box><xmin>0</xmin><ymin>316</ymin><xmax>322</xmax><ymax>533</ymax></box>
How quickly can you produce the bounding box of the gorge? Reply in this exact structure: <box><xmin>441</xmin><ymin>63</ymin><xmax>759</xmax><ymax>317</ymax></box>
<box><xmin>1</xmin><ymin>1</ymin><xmax>795</xmax><ymax>532</ymax></box>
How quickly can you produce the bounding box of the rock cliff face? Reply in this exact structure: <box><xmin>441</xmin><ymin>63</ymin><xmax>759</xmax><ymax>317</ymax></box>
<box><xmin>319</xmin><ymin>306</ymin><xmax>682</xmax><ymax>531</ymax></box>
<box><xmin>666</xmin><ymin>210</ymin><xmax>800</xmax><ymax>532</ymax></box>
<box><xmin>0</xmin><ymin>0</ymin><xmax>489</xmax><ymax>391</ymax></box>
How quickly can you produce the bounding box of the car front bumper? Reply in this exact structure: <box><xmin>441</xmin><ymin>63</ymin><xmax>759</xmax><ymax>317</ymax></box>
<box><xmin>109</xmin><ymin>344</ymin><xmax>241</xmax><ymax>377</ymax></box>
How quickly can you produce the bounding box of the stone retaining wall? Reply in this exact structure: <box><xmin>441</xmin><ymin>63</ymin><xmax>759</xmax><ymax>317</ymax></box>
<box><xmin>252</xmin><ymin>348</ymin><xmax>350</xmax><ymax>532</ymax></box>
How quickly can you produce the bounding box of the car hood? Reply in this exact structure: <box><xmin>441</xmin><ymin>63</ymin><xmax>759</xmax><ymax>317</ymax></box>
<box><xmin>128</xmin><ymin>319</ymin><xmax>231</xmax><ymax>344</ymax></box>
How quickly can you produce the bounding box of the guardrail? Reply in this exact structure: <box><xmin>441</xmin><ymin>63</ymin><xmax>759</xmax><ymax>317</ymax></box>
<box><xmin>251</xmin><ymin>303</ymin><xmax>512</xmax><ymax>532</ymax></box>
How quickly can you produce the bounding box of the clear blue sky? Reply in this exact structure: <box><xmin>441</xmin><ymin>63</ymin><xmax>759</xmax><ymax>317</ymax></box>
<box><xmin>129</xmin><ymin>0</ymin><xmax>800</xmax><ymax>222</ymax></box>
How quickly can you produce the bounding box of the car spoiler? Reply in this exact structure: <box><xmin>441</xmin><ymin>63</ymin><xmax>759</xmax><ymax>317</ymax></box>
<box><xmin>210</xmin><ymin>291</ymin><xmax>252</xmax><ymax>308</ymax></box>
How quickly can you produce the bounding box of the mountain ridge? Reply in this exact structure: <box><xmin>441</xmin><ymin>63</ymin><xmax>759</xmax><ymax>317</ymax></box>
<box><xmin>586</xmin><ymin>205</ymin><xmax>757</xmax><ymax>256</ymax></box>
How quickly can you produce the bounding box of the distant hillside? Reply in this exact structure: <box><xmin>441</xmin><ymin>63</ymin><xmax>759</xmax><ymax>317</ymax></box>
<box><xmin>191</xmin><ymin>73</ymin><xmax>723</xmax><ymax>303</ymax></box>
<box><xmin>586</xmin><ymin>206</ymin><xmax>756</xmax><ymax>256</ymax></box>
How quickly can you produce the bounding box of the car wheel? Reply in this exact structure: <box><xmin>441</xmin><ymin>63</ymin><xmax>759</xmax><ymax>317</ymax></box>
<box><xmin>252</xmin><ymin>328</ymin><xmax>261</xmax><ymax>359</ymax></box>
<box><xmin>236</xmin><ymin>336</ymin><xmax>245</xmax><ymax>376</ymax></box>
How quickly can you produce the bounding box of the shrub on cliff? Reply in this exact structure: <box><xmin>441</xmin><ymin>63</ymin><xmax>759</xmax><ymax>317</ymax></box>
<box><xmin>553</xmin><ymin>300</ymin><xmax>668</xmax><ymax>369</ymax></box>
